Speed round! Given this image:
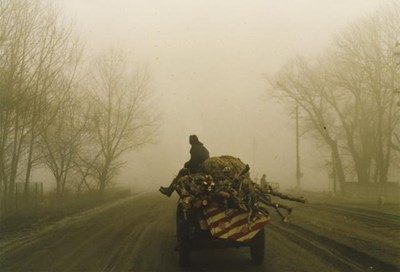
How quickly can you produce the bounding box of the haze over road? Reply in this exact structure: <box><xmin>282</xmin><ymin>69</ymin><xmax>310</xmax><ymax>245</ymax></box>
<box><xmin>0</xmin><ymin>192</ymin><xmax>398</xmax><ymax>272</ymax></box>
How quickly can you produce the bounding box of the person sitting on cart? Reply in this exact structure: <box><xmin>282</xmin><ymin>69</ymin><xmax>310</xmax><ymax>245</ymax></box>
<box><xmin>159</xmin><ymin>135</ymin><xmax>210</xmax><ymax>197</ymax></box>
<box><xmin>260</xmin><ymin>174</ymin><xmax>267</xmax><ymax>188</ymax></box>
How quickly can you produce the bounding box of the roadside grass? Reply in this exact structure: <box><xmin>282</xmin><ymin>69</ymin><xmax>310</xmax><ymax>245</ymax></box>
<box><xmin>284</xmin><ymin>189</ymin><xmax>399</xmax><ymax>213</ymax></box>
<box><xmin>0</xmin><ymin>188</ymin><xmax>132</xmax><ymax>237</ymax></box>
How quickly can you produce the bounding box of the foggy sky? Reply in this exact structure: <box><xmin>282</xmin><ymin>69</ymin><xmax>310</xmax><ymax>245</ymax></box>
<box><xmin>51</xmin><ymin>0</ymin><xmax>392</xmax><ymax>192</ymax></box>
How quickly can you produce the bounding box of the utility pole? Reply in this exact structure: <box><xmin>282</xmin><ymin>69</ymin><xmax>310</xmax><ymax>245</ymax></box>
<box><xmin>295</xmin><ymin>105</ymin><xmax>302</xmax><ymax>191</ymax></box>
<box><xmin>331</xmin><ymin>149</ymin><xmax>337</xmax><ymax>195</ymax></box>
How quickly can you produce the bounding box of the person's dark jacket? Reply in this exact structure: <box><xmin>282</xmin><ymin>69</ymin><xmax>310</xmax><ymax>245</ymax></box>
<box><xmin>184</xmin><ymin>137</ymin><xmax>209</xmax><ymax>173</ymax></box>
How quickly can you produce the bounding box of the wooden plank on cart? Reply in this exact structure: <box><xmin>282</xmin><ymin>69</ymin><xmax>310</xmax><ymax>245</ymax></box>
<box><xmin>203</xmin><ymin>207</ymin><xmax>270</xmax><ymax>242</ymax></box>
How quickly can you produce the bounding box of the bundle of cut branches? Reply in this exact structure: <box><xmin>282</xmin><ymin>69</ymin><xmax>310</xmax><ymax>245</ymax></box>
<box><xmin>175</xmin><ymin>156</ymin><xmax>306</xmax><ymax>223</ymax></box>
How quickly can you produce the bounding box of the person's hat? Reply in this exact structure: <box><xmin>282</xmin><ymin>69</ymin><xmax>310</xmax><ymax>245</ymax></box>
<box><xmin>189</xmin><ymin>135</ymin><xmax>199</xmax><ymax>144</ymax></box>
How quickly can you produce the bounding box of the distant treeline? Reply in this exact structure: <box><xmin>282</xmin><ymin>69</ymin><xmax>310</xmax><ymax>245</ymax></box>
<box><xmin>0</xmin><ymin>0</ymin><xmax>157</xmax><ymax>211</ymax></box>
<box><xmin>270</xmin><ymin>4</ymin><xmax>400</xmax><ymax>193</ymax></box>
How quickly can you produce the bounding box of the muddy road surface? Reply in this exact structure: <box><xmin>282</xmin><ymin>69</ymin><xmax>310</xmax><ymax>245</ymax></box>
<box><xmin>0</xmin><ymin>192</ymin><xmax>398</xmax><ymax>272</ymax></box>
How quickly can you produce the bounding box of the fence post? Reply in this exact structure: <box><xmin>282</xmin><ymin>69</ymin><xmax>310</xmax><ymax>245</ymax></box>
<box><xmin>41</xmin><ymin>183</ymin><xmax>43</xmax><ymax>202</ymax></box>
<box><xmin>35</xmin><ymin>183</ymin><xmax>38</xmax><ymax>208</ymax></box>
<box><xmin>15</xmin><ymin>183</ymin><xmax>18</xmax><ymax>211</ymax></box>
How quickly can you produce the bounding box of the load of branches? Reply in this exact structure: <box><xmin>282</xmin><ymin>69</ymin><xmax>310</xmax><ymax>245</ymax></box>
<box><xmin>175</xmin><ymin>156</ymin><xmax>306</xmax><ymax>223</ymax></box>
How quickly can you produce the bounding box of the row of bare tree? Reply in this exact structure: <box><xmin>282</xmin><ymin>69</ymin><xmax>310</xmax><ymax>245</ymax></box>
<box><xmin>271</xmin><ymin>5</ymin><xmax>400</xmax><ymax>191</ymax></box>
<box><xmin>0</xmin><ymin>0</ymin><xmax>157</xmax><ymax>210</ymax></box>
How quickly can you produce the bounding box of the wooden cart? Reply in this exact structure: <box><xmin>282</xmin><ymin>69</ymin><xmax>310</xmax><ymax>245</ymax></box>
<box><xmin>176</xmin><ymin>203</ymin><xmax>270</xmax><ymax>267</ymax></box>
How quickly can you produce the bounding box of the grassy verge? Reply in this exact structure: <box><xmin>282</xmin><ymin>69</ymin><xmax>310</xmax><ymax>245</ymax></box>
<box><xmin>0</xmin><ymin>188</ymin><xmax>132</xmax><ymax>237</ymax></box>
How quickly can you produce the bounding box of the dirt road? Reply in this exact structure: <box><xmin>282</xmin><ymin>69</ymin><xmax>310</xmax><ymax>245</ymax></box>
<box><xmin>0</xmin><ymin>192</ymin><xmax>398</xmax><ymax>272</ymax></box>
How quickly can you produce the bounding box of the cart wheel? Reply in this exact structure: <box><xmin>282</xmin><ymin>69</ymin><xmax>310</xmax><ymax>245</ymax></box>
<box><xmin>250</xmin><ymin>228</ymin><xmax>265</xmax><ymax>265</ymax></box>
<box><xmin>176</xmin><ymin>205</ymin><xmax>191</xmax><ymax>267</ymax></box>
<box><xmin>178</xmin><ymin>235</ymin><xmax>191</xmax><ymax>267</ymax></box>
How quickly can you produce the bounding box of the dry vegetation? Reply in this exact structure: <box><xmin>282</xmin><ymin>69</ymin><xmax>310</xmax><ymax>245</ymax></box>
<box><xmin>270</xmin><ymin>4</ymin><xmax>400</xmax><ymax>192</ymax></box>
<box><xmin>0</xmin><ymin>0</ymin><xmax>157</xmax><ymax>214</ymax></box>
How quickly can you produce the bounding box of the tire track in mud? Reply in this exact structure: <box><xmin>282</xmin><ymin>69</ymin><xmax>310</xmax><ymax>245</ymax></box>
<box><xmin>269</xmin><ymin>221</ymin><xmax>399</xmax><ymax>272</ymax></box>
<box><xmin>47</xmin><ymin>197</ymin><xmax>163</xmax><ymax>272</ymax></box>
<box><xmin>101</xmin><ymin>203</ymin><xmax>160</xmax><ymax>272</ymax></box>
<box><xmin>103</xmin><ymin>222</ymin><xmax>155</xmax><ymax>272</ymax></box>
<box><xmin>4</xmin><ymin>192</ymin><xmax>397</xmax><ymax>272</ymax></box>
<box><xmin>0</xmin><ymin>193</ymin><xmax>147</xmax><ymax>259</ymax></box>
<box><xmin>0</xmin><ymin>193</ymin><xmax>152</xmax><ymax>272</ymax></box>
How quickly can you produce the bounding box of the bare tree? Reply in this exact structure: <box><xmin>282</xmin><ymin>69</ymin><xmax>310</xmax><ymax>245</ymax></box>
<box><xmin>0</xmin><ymin>0</ymin><xmax>81</xmax><ymax>208</ymax></box>
<box><xmin>271</xmin><ymin>4</ymin><xmax>400</xmax><ymax>187</ymax></box>
<box><xmin>88</xmin><ymin>51</ymin><xmax>157</xmax><ymax>193</ymax></box>
<box><xmin>0</xmin><ymin>0</ymin><xmax>34</xmax><ymax>208</ymax></box>
<box><xmin>38</xmin><ymin>91</ymin><xmax>87</xmax><ymax>199</ymax></box>
<box><xmin>393</xmin><ymin>133</ymin><xmax>400</xmax><ymax>152</ymax></box>
<box><xmin>21</xmin><ymin>3</ymin><xmax>82</xmax><ymax>199</ymax></box>
<box><xmin>325</xmin><ymin>5</ymin><xmax>400</xmax><ymax>183</ymax></box>
<box><xmin>272</xmin><ymin>58</ymin><xmax>347</xmax><ymax>191</ymax></box>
